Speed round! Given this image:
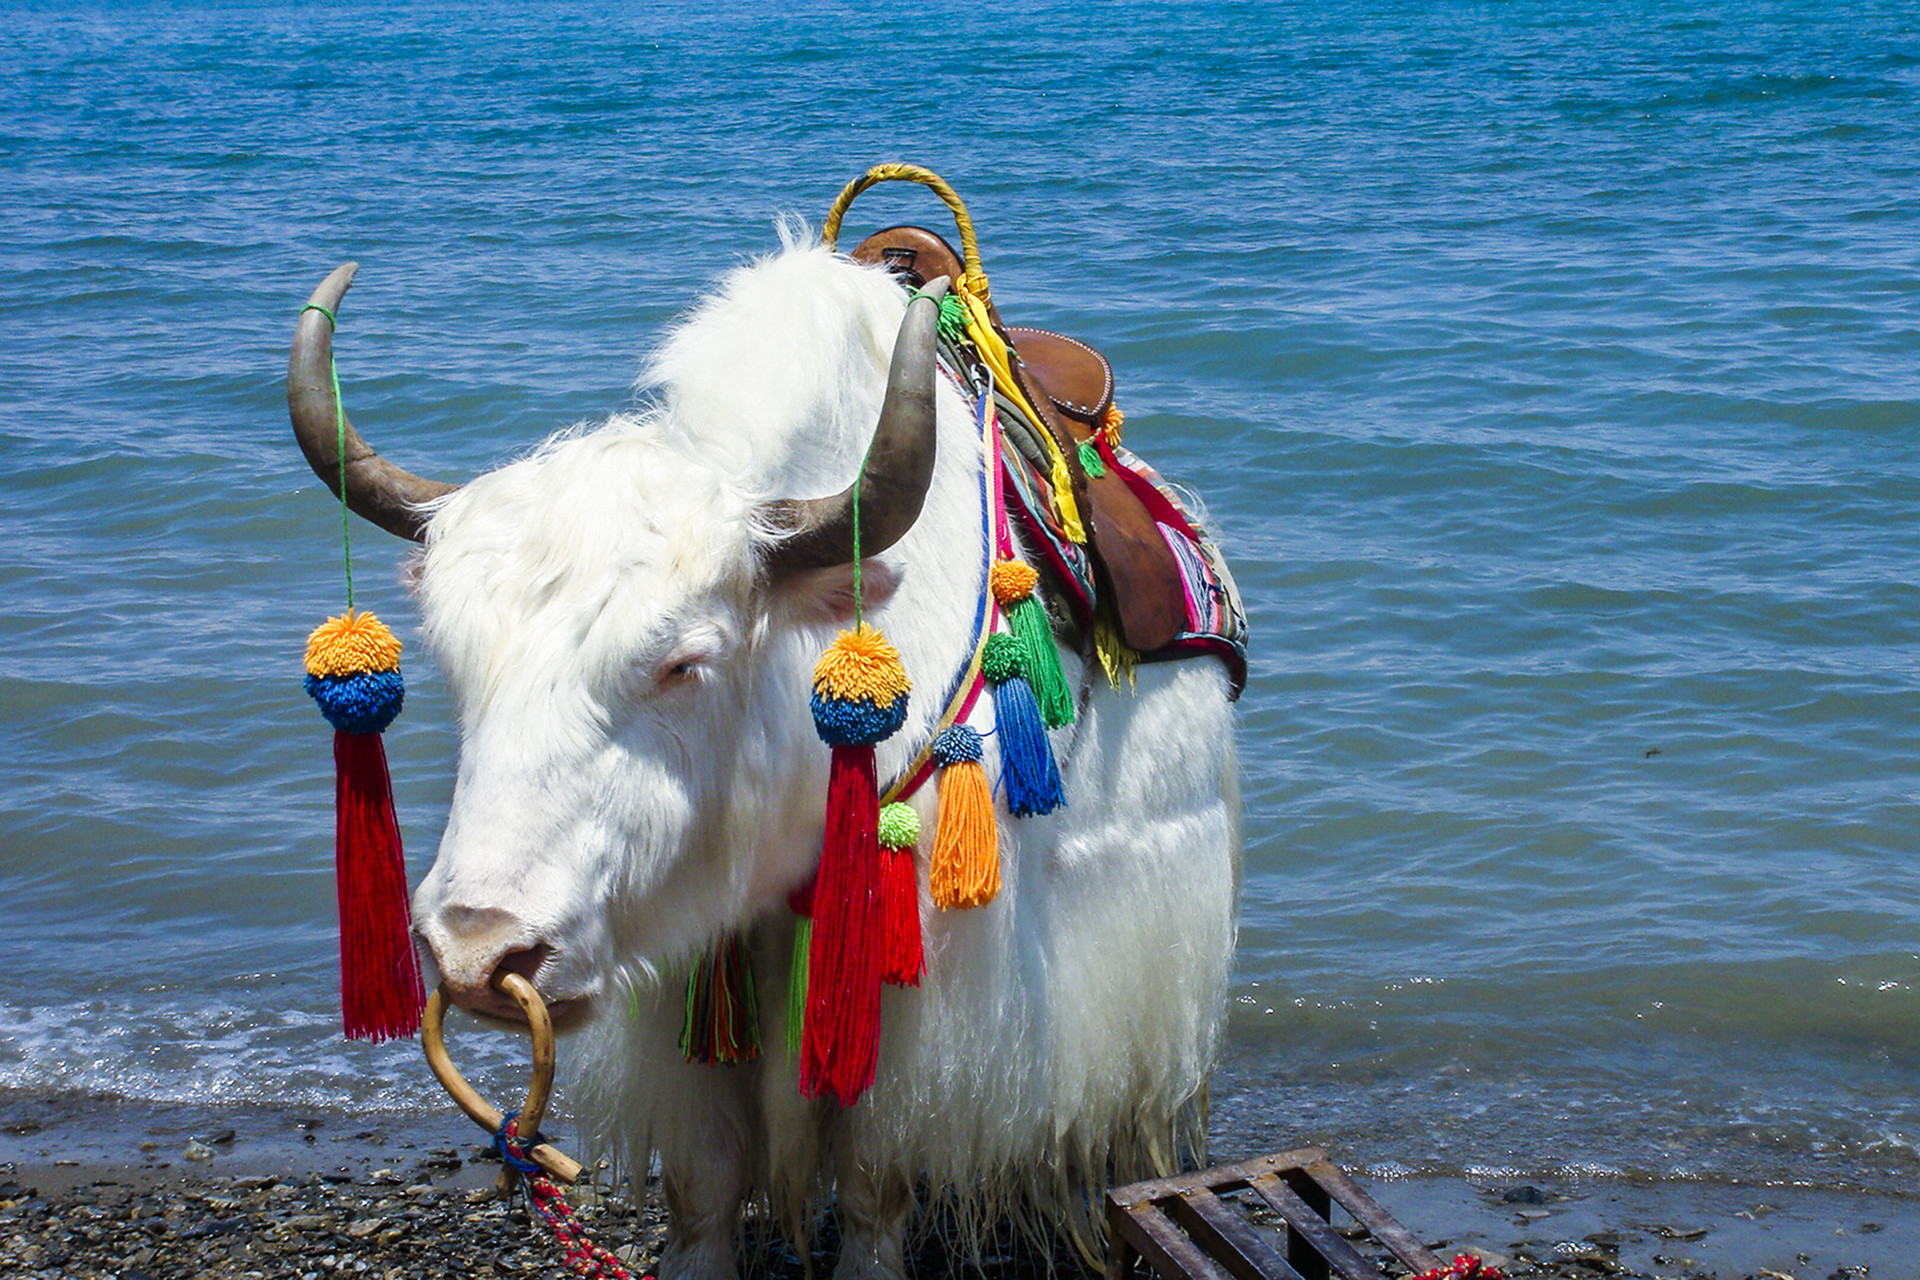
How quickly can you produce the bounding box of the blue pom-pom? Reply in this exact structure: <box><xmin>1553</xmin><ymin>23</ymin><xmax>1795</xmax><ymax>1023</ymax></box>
<box><xmin>306</xmin><ymin>669</ymin><xmax>405</xmax><ymax>735</ymax></box>
<box><xmin>810</xmin><ymin>691</ymin><xmax>910</xmax><ymax>746</ymax></box>
<box><xmin>931</xmin><ymin>724</ymin><xmax>983</xmax><ymax>767</ymax></box>
<box><xmin>990</xmin><ymin>675</ymin><xmax>1064</xmax><ymax>817</ymax></box>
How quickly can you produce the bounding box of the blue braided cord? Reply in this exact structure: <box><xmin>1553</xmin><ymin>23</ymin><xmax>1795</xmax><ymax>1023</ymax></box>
<box><xmin>493</xmin><ymin>1110</ymin><xmax>542</xmax><ymax>1174</ymax></box>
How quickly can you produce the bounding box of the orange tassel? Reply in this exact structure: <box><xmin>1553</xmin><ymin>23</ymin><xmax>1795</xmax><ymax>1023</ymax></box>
<box><xmin>928</xmin><ymin>726</ymin><xmax>1001</xmax><ymax>909</ymax></box>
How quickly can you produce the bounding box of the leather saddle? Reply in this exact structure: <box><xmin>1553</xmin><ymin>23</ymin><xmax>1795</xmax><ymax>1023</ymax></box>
<box><xmin>849</xmin><ymin>226</ymin><xmax>1189</xmax><ymax>654</ymax></box>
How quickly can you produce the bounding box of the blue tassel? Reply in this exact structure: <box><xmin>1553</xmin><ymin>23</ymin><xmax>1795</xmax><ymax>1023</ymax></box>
<box><xmin>991</xmin><ymin>673</ymin><xmax>1065</xmax><ymax>817</ymax></box>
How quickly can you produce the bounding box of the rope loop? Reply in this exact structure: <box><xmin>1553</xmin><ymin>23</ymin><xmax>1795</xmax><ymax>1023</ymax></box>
<box><xmin>821</xmin><ymin>163</ymin><xmax>988</xmax><ymax>298</ymax></box>
<box><xmin>494</xmin><ymin>1110</ymin><xmax>544</xmax><ymax>1174</ymax></box>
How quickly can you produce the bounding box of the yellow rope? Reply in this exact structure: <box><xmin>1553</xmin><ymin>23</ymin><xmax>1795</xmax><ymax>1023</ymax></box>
<box><xmin>822</xmin><ymin>163</ymin><xmax>987</xmax><ymax>295</ymax></box>
<box><xmin>959</xmin><ymin>292</ymin><xmax>1086</xmax><ymax>542</ymax></box>
<box><xmin>823</xmin><ymin>164</ymin><xmax>1087</xmax><ymax>543</ymax></box>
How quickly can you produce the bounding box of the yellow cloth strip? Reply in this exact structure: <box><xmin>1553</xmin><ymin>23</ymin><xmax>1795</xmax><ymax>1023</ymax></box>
<box><xmin>955</xmin><ymin>284</ymin><xmax>1087</xmax><ymax>544</ymax></box>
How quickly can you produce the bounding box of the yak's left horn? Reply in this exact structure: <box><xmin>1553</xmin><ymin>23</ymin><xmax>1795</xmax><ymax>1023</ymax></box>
<box><xmin>763</xmin><ymin>276</ymin><xmax>949</xmax><ymax>573</ymax></box>
<box><xmin>289</xmin><ymin>263</ymin><xmax>459</xmax><ymax>542</ymax></box>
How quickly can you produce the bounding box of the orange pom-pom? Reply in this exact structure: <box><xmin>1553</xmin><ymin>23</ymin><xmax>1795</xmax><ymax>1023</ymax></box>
<box><xmin>989</xmin><ymin>558</ymin><xmax>1039</xmax><ymax>606</ymax></box>
<box><xmin>811</xmin><ymin>623</ymin><xmax>911</xmax><ymax>709</ymax></box>
<box><xmin>305</xmin><ymin>610</ymin><xmax>402</xmax><ymax>678</ymax></box>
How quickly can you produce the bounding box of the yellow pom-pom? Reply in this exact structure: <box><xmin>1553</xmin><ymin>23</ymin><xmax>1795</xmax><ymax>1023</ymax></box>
<box><xmin>812</xmin><ymin>623</ymin><xmax>911</xmax><ymax>709</ymax></box>
<box><xmin>989</xmin><ymin>558</ymin><xmax>1039</xmax><ymax>606</ymax></box>
<box><xmin>305</xmin><ymin>610</ymin><xmax>402</xmax><ymax>678</ymax></box>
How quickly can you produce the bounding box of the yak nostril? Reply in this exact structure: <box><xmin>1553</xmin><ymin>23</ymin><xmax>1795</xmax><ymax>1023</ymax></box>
<box><xmin>490</xmin><ymin>943</ymin><xmax>553</xmax><ymax>994</ymax></box>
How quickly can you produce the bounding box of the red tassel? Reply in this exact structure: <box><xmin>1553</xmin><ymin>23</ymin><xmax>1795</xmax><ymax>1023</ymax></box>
<box><xmin>800</xmin><ymin>745</ymin><xmax>884</xmax><ymax>1104</ymax></box>
<box><xmin>879</xmin><ymin>844</ymin><xmax>923</xmax><ymax>988</ymax></box>
<box><xmin>333</xmin><ymin>731</ymin><xmax>424</xmax><ymax>1042</ymax></box>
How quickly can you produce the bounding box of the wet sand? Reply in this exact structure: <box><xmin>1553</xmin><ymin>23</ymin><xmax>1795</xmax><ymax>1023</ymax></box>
<box><xmin>2</xmin><ymin>1090</ymin><xmax>1910</xmax><ymax>1279</ymax></box>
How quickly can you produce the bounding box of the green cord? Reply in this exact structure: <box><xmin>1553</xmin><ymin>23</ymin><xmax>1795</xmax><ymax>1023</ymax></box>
<box><xmin>301</xmin><ymin>302</ymin><xmax>354</xmax><ymax>611</ymax></box>
<box><xmin>851</xmin><ymin>455</ymin><xmax>862</xmax><ymax>629</ymax></box>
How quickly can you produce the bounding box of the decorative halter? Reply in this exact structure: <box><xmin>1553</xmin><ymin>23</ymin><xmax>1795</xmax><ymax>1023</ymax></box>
<box><xmin>680</xmin><ymin>168</ymin><xmax>1095</xmax><ymax>1107</ymax></box>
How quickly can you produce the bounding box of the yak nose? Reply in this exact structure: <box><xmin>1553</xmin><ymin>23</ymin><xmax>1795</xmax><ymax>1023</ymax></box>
<box><xmin>422</xmin><ymin>904</ymin><xmax>554</xmax><ymax>1022</ymax></box>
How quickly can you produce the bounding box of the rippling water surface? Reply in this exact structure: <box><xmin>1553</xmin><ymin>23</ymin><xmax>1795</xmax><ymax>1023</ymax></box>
<box><xmin>3</xmin><ymin>1</ymin><xmax>1918</xmax><ymax>1196</ymax></box>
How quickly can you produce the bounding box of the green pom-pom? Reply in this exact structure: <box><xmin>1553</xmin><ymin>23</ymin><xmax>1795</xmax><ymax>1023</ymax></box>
<box><xmin>877</xmin><ymin>802</ymin><xmax>920</xmax><ymax>850</ymax></box>
<box><xmin>982</xmin><ymin>632</ymin><xmax>1024</xmax><ymax>684</ymax></box>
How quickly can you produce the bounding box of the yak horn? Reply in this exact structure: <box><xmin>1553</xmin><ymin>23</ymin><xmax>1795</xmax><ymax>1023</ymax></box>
<box><xmin>289</xmin><ymin>263</ymin><xmax>459</xmax><ymax>542</ymax></box>
<box><xmin>763</xmin><ymin>277</ymin><xmax>949</xmax><ymax>573</ymax></box>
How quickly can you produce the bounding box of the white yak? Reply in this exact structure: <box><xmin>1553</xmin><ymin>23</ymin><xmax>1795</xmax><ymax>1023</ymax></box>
<box><xmin>287</xmin><ymin>234</ymin><xmax>1240</xmax><ymax>1280</ymax></box>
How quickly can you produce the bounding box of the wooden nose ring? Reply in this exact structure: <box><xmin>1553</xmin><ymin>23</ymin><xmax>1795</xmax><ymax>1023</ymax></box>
<box><xmin>421</xmin><ymin>972</ymin><xmax>583</xmax><ymax>1186</ymax></box>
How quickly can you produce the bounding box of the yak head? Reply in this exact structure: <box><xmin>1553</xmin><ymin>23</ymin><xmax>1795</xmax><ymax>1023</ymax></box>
<box><xmin>286</xmin><ymin>248</ymin><xmax>947</xmax><ymax>1025</ymax></box>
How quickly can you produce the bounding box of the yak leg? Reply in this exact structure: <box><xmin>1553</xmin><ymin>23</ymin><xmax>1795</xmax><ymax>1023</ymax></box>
<box><xmin>833</xmin><ymin>1158</ymin><xmax>914</xmax><ymax>1280</ymax></box>
<box><xmin>655</xmin><ymin>1069</ymin><xmax>755</xmax><ymax>1280</ymax></box>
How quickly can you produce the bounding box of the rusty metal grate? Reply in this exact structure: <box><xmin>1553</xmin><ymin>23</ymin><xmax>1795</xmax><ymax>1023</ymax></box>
<box><xmin>1105</xmin><ymin>1147</ymin><xmax>1443</xmax><ymax>1280</ymax></box>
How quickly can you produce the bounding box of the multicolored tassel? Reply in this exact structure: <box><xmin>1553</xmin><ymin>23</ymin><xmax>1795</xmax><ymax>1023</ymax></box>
<box><xmin>876</xmin><ymin>802</ymin><xmax>924</xmax><ymax>987</ymax></box>
<box><xmin>1078</xmin><ymin>402</ymin><xmax>1125</xmax><ymax>479</ymax></box>
<box><xmin>981</xmin><ymin>632</ymin><xmax>1065</xmax><ymax>817</ymax></box>
<box><xmin>304</xmin><ymin>610</ymin><xmax>425</xmax><ymax>1043</ymax></box>
<box><xmin>802</xmin><ymin>623</ymin><xmax>911</xmax><ymax>1105</ymax></box>
<box><xmin>928</xmin><ymin>725</ymin><xmax>1001</xmax><ymax>908</ymax></box>
<box><xmin>680</xmin><ymin>933</ymin><xmax>760</xmax><ymax>1066</ymax></box>
<box><xmin>990</xmin><ymin>558</ymin><xmax>1074</xmax><ymax>728</ymax></box>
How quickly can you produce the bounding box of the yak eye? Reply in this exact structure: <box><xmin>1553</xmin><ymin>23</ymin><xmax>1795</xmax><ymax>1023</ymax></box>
<box><xmin>657</xmin><ymin>658</ymin><xmax>704</xmax><ymax>688</ymax></box>
<box><xmin>653</xmin><ymin>626</ymin><xmax>728</xmax><ymax>691</ymax></box>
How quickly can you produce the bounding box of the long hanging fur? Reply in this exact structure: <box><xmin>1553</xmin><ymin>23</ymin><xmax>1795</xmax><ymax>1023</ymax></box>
<box><xmin>410</xmin><ymin>243</ymin><xmax>1240</xmax><ymax>1268</ymax></box>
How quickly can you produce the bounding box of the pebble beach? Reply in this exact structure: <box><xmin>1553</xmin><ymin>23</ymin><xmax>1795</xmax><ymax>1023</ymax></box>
<box><xmin>2</xmin><ymin>1093</ymin><xmax>1907</xmax><ymax>1280</ymax></box>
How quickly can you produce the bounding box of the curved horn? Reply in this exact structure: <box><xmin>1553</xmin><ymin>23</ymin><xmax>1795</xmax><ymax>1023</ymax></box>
<box><xmin>289</xmin><ymin>263</ymin><xmax>458</xmax><ymax>542</ymax></box>
<box><xmin>763</xmin><ymin>277</ymin><xmax>949</xmax><ymax>573</ymax></box>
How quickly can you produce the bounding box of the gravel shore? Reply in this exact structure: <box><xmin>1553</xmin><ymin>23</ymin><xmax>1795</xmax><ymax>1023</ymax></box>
<box><xmin>0</xmin><ymin>1091</ymin><xmax>1907</xmax><ymax>1280</ymax></box>
<box><xmin>6</xmin><ymin>1159</ymin><xmax>1901</xmax><ymax>1280</ymax></box>
<box><xmin>0</xmin><ymin>1159</ymin><xmax>1635</xmax><ymax>1280</ymax></box>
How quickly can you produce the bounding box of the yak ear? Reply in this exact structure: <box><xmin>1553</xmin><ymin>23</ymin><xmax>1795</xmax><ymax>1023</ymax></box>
<box><xmin>775</xmin><ymin>558</ymin><xmax>901</xmax><ymax>626</ymax></box>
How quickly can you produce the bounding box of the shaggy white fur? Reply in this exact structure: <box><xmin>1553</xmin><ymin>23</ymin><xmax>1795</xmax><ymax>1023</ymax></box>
<box><xmin>408</xmin><ymin>240</ymin><xmax>1239</xmax><ymax>1280</ymax></box>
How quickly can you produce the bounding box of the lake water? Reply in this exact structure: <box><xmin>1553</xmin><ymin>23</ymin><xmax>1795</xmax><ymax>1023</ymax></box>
<box><xmin>3</xmin><ymin>1</ymin><xmax>1917</xmax><ymax>1201</ymax></box>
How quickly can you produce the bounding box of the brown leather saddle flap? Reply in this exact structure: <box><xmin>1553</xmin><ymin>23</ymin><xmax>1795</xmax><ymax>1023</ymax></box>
<box><xmin>848</xmin><ymin>226</ymin><xmax>1188</xmax><ymax>653</ymax></box>
<box><xmin>1003</xmin><ymin>327</ymin><xmax>1113</xmax><ymax>426</ymax></box>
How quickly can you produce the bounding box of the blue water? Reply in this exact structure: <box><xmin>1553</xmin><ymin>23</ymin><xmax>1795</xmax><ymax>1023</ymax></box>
<box><xmin>3</xmin><ymin>2</ymin><xmax>1918</xmax><ymax>1197</ymax></box>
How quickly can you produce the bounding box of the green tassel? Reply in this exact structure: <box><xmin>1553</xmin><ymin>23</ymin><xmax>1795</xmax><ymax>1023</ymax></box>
<box><xmin>1006</xmin><ymin>594</ymin><xmax>1076</xmax><ymax>728</ymax></box>
<box><xmin>1078</xmin><ymin>438</ymin><xmax>1106</xmax><ymax>478</ymax></box>
<box><xmin>786</xmin><ymin>917</ymin><xmax>811</xmax><ymax>1062</ymax></box>
<box><xmin>679</xmin><ymin>956</ymin><xmax>701</xmax><ymax>1056</ymax></box>
<box><xmin>680</xmin><ymin>934</ymin><xmax>760</xmax><ymax>1066</ymax></box>
<box><xmin>936</xmin><ymin>293</ymin><xmax>968</xmax><ymax>343</ymax></box>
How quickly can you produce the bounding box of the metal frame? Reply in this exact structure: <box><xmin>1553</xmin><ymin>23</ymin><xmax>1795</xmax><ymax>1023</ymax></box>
<box><xmin>1106</xmin><ymin>1148</ymin><xmax>1443</xmax><ymax>1280</ymax></box>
